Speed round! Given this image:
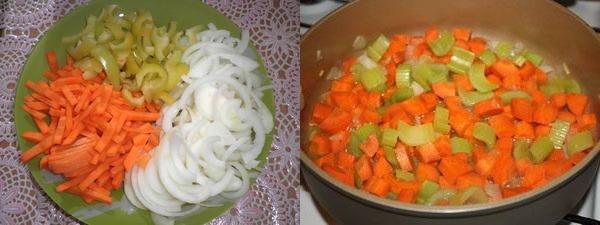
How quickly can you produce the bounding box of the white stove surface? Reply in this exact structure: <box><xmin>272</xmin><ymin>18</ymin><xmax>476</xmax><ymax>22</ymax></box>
<box><xmin>300</xmin><ymin>1</ymin><xmax>600</xmax><ymax>224</ymax></box>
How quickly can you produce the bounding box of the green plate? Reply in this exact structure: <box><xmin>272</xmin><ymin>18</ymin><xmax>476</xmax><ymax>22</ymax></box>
<box><xmin>13</xmin><ymin>0</ymin><xmax>274</xmax><ymax>224</ymax></box>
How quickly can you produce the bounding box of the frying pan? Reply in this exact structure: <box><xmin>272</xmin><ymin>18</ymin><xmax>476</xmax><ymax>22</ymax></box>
<box><xmin>300</xmin><ymin>0</ymin><xmax>600</xmax><ymax>224</ymax></box>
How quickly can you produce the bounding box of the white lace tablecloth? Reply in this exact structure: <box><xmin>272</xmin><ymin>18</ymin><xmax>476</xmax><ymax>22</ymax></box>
<box><xmin>0</xmin><ymin>0</ymin><xmax>300</xmax><ymax>224</ymax></box>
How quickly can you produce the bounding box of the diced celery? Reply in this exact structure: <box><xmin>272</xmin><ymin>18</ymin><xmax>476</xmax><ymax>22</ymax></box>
<box><xmin>530</xmin><ymin>136</ymin><xmax>554</xmax><ymax>163</ymax></box>
<box><xmin>473</xmin><ymin>122</ymin><xmax>496</xmax><ymax>149</ymax></box>
<box><xmin>388</xmin><ymin>87</ymin><xmax>414</xmax><ymax>104</ymax></box>
<box><xmin>348</xmin><ymin>123</ymin><xmax>379</xmax><ymax>156</ymax></box>
<box><xmin>396</xmin><ymin>64</ymin><xmax>411</xmax><ymax>88</ymax></box>
<box><xmin>494</xmin><ymin>41</ymin><xmax>513</xmax><ymax>59</ymax></box>
<box><xmin>479</xmin><ymin>49</ymin><xmax>497</xmax><ymax>66</ymax></box>
<box><xmin>524</xmin><ymin>51</ymin><xmax>543</xmax><ymax>66</ymax></box>
<box><xmin>469</xmin><ymin>63</ymin><xmax>498</xmax><ymax>92</ymax></box>
<box><xmin>513</xmin><ymin>139</ymin><xmax>532</xmax><ymax>160</ymax></box>
<box><xmin>458</xmin><ymin>88</ymin><xmax>494</xmax><ymax>106</ymax></box>
<box><xmin>549</xmin><ymin>120</ymin><xmax>571</xmax><ymax>149</ymax></box>
<box><xmin>412</xmin><ymin>64</ymin><xmax>432</xmax><ymax>91</ymax></box>
<box><xmin>567</xmin><ymin>130</ymin><xmax>594</xmax><ymax>156</ymax></box>
<box><xmin>411</xmin><ymin>64</ymin><xmax>432</xmax><ymax>91</ymax></box>
<box><xmin>395</xmin><ymin>169</ymin><xmax>415</xmax><ymax>181</ymax></box>
<box><xmin>412</xmin><ymin>63</ymin><xmax>448</xmax><ymax>91</ymax></box>
<box><xmin>433</xmin><ymin>106</ymin><xmax>450</xmax><ymax>134</ymax></box>
<box><xmin>427</xmin><ymin>64</ymin><xmax>449</xmax><ymax>84</ymax></box>
<box><xmin>367</xmin><ymin>34</ymin><xmax>390</xmax><ymax>62</ymax></box>
<box><xmin>350</xmin><ymin>63</ymin><xmax>366</xmax><ymax>81</ymax></box>
<box><xmin>540</xmin><ymin>82</ymin><xmax>565</xmax><ymax>96</ymax></box>
<box><xmin>448</xmin><ymin>47</ymin><xmax>475</xmax><ymax>74</ymax></box>
<box><xmin>357</xmin><ymin>53</ymin><xmax>378</xmax><ymax>69</ymax></box>
<box><xmin>384</xmin><ymin>146</ymin><xmax>399</xmax><ymax>169</ymax></box>
<box><xmin>359</xmin><ymin>66</ymin><xmax>387</xmax><ymax>92</ymax></box>
<box><xmin>499</xmin><ymin>90</ymin><xmax>531</xmax><ymax>104</ymax></box>
<box><xmin>425</xmin><ymin>189</ymin><xmax>456</xmax><ymax>206</ymax></box>
<box><xmin>417</xmin><ymin>180</ymin><xmax>440</xmax><ymax>204</ymax></box>
<box><xmin>428</xmin><ymin>30</ymin><xmax>455</xmax><ymax>56</ymax></box>
<box><xmin>382</xmin><ymin>128</ymin><xmax>400</xmax><ymax>148</ymax></box>
<box><xmin>451</xmin><ymin>137</ymin><xmax>472</xmax><ymax>155</ymax></box>
<box><xmin>512</xmin><ymin>54</ymin><xmax>527</xmax><ymax>67</ymax></box>
<box><xmin>562</xmin><ymin>78</ymin><xmax>582</xmax><ymax>94</ymax></box>
<box><xmin>397</xmin><ymin>122</ymin><xmax>436</xmax><ymax>146</ymax></box>
<box><xmin>449</xmin><ymin>186</ymin><xmax>488</xmax><ymax>205</ymax></box>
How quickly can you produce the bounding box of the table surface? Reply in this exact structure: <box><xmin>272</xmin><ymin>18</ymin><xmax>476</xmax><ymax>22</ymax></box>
<box><xmin>0</xmin><ymin>0</ymin><xmax>299</xmax><ymax>224</ymax></box>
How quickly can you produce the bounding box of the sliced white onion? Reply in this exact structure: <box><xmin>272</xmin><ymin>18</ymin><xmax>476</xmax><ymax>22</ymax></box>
<box><xmin>125</xmin><ymin>23</ymin><xmax>272</xmax><ymax>221</ymax></box>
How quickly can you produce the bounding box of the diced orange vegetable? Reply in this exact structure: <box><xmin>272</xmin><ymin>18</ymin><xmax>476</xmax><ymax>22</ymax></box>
<box><xmin>415</xmin><ymin>163</ymin><xmax>440</xmax><ymax>182</ymax></box>
<box><xmin>566</xmin><ymin>93</ymin><xmax>588</xmax><ymax>116</ymax></box>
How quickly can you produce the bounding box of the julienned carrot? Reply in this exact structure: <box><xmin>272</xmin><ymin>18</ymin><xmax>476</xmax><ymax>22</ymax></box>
<box><xmin>20</xmin><ymin>51</ymin><xmax>161</xmax><ymax>205</ymax></box>
<box><xmin>308</xmin><ymin>28</ymin><xmax>596</xmax><ymax>205</ymax></box>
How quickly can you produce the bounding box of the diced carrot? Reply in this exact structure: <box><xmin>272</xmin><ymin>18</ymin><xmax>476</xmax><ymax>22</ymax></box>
<box><xmin>542</xmin><ymin>160</ymin><xmax>572</xmax><ymax>179</ymax></box>
<box><xmin>519</xmin><ymin>61</ymin><xmax>536</xmax><ymax>79</ymax></box>
<box><xmin>473</xmin><ymin>97</ymin><xmax>503</xmax><ymax>118</ymax></box>
<box><xmin>557</xmin><ymin>111</ymin><xmax>577</xmax><ymax>123</ymax></box>
<box><xmin>329</xmin><ymin>131</ymin><xmax>350</xmax><ymax>153</ymax></box>
<box><xmin>502</xmin><ymin>187</ymin><xmax>531</xmax><ymax>198</ymax></box>
<box><xmin>424</xmin><ymin>26</ymin><xmax>439</xmax><ymax>43</ymax></box>
<box><xmin>401</xmin><ymin>97</ymin><xmax>429</xmax><ymax>116</ymax></box>
<box><xmin>491</xmin><ymin>59</ymin><xmax>519</xmax><ymax>78</ymax></box>
<box><xmin>566</xmin><ymin>93</ymin><xmax>588</xmax><ymax>116</ymax></box>
<box><xmin>455</xmin><ymin>173</ymin><xmax>486</xmax><ymax>190</ymax></box>
<box><xmin>365</xmin><ymin>177</ymin><xmax>390</xmax><ymax>197</ymax></box>
<box><xmin>514</xmin><ymin>121</ymin><xmax>535</xmax><ymax>139</ymax></box>
<box><xmin>467</xmin><ymin>37</ymin><xmax>487</xmax><ymax>55</ymax></box>
<box><xmin>336</xmin><ymin>151</ymin><xmax>356</xmax><ymax>170</ymax></box>
<box><xmin>331</xmin><ymin>91</ymin><xmax>358</xmax><ymax>111</ymax></box>
<box><xmin>431</xmin><ymin>82</ymin><xmax>456</xmax><ymax>98</ymax></box>
<box><xmin>420</xmin><ymin>92</ymin><xmax>438</xmax><ymax>112</ymax></box>
<box><xmin>449</xmin><ymin>109</ymin><xmax>473</xmax><ymax>136</ymax></box>
<box><xmin>315</xmin><ymin>153</ymin><xmax>335</xmax><ymax>168</ymax></box>
<box><xmin>360</xmin><ymin>109</ymin><xmax>380</xmax><ymax>124</ymax></box>
<box><xmin>397</xmin><ymin>189</ymin><xmax>417</xmax><ymax>203</ymax></box>
<box><xmin>511</xmin><ymin>98</ymin><xmax>533</xmax><ymax>122</ymax></box>
<box><xmin>488</xmin><ymin>114</ymin><xmax>515</xmax><ymax>138</ymax></box>
<box><xmin>373</xmin><ymin>156</ymin><xmax>393</xmax><ymax>177</ymax></box>
<box><xmin>452</xmin><ymin>28</ymin><xmax>471</xmax><ymax>41</ymax></box>
<box><xmin>434</xmin><ymin>135</ymin><xmax>452</xmax><ymax>157</ymax></box>
<box><xmin>490</xmin><ymin>153</ymin><xmax>516</xmax><ymax>186</ymax></box>
<box><xmin>438</xmin><ymin>154</ymin><xmax>472</xmax><ymax>184</ymax></box>
<box><xmin>394</xmin><ymin>143</ymin><xmax>413</xmax><ymax>171</ymax></box>
<box><xmin>533</xmin><ymin>69</ymin><xmax>547</xmax><ymax>84</ymax></box>
<box><xmin>359</xmin><ymin>134</ymin><xmax>379</xmax><ymax>157</ymax></box>
<box><xmin>330</xmin><ymin>80</ymin><xmax>354</xmax><ymax>92</ymax></box>
<box><xmin>319</xmin><ymin>110</ymin><xmax>352</xmax><ymax>134</ymax></box>
<box><xmin>415</xmin><ymin>163</ymin><xmax>439</xmax><ymax>182</ymax></box>
<box><xmin>535</xmin><ymin>125</ymin><xmax>551</xmax><ymax>138</ymax></box>
<box><xmin>529</xmin><ymin>90</ymin><xmax>547</xmax><ymax>106</ymax></box>
<box><xmin>416</xmin><ymin>143</ymin><xmax>441</xmax><ymax>163</ymax></box>
<box><xmin>355</xmin><ymin>155</ymin><xmax>373</xmax><ymax>182</ymax></box>
<box><xmin>444</xmin><ymin>96</ymin><xmax>464</xmax><ymax>112</ymax></box>
<box><xmin>550</xmin><ymin>93</ymin><xmax>566</xmax><ymax>109</ymax></box>
<box><xmin>533</xmin><ymin>103</ymin><xmax>558</xmax><ymax>125</ymax></box>
<box><xmin>453</xmin><ymin>74</ymin><xmax>474</xmax><ymax>91</ymax></box>
<box><xmin>312</xmin><ymin>103</ymin><xmax>333</xmax><ymax>123</ymax></box>
<box><xmin>577</xmin><ymin>113</ymin><xmax>597</xmax><ymax>130</ymax></box>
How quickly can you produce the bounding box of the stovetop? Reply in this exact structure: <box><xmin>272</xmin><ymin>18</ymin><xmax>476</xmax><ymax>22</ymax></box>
<box><xmin>299</xmin><ymin>1</ymin><xmax>600</xmax><ymax>225</ymax></box>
